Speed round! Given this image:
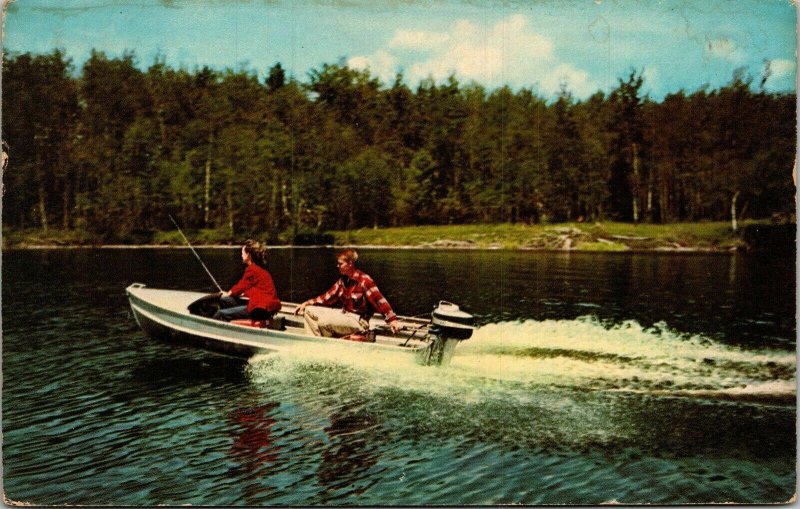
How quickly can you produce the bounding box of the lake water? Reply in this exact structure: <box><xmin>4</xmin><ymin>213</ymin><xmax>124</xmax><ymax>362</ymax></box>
<box><xmin>2</xmin><ymin>247</ymin><xmax>795</xmax><ymax>505</ymax></box>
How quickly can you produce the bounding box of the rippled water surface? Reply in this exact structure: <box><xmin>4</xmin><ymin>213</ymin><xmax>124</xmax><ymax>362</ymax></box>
<box><xmin>2</xmin><ymin>248</ymin><xmax>795</xmax><ymax>505</ymax></box>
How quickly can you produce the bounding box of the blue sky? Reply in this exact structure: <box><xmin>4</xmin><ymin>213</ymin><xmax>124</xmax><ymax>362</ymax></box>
<box><xmin>4</xmin><ymin>0</ymin><xmax>796</xmax><ymax>99</ymax></box>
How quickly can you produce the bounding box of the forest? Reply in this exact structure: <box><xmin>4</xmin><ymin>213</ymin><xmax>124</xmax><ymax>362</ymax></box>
<box><xmin>2</xmin><ymin>49</ymin><xmax>795</xmax><ymax>243</ymax></box>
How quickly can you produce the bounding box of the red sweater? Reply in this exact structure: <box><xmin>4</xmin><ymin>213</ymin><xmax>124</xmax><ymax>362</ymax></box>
<box><xmin>229</xmin><ymin>264</ymin><xmax>281</xmax><ymax>313</ymax></box>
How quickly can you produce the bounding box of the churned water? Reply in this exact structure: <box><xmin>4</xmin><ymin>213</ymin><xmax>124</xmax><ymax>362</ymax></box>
<box><xmin>2</xmin><ymin>248</ymin><xmax>795</xmax><ymax>505</ymax></box>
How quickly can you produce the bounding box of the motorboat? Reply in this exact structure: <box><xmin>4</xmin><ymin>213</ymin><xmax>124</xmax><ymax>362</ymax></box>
<box><xmin>125</xmin><ymin>283</ymin><xmax>475</xmax><ymax>366</ymax></box>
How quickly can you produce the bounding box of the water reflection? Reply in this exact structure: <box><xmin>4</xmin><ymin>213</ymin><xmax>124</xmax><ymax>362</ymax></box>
<box><xmin>227</xmin><ymin>403</ymin><xmax>282</xmax><ymax>503</ymax></box>
<box><xmin>229</xmin><ymin>403</ymin><xmax>281</xmax><ymax>467</ymax></box>
<box><xmin>129</xmin><ymin>356</ymin><xmax>248</xmax><ymax>389</ymax></box>
<box><xmin>317</xmin><ymin>404</ymin><xmax>382</xmax><ymax>497</ymax></box>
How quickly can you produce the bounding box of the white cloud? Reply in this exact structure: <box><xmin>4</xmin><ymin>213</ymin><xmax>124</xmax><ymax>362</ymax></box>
<box><xmin>406</xmin><ymin>15</ymin><xmax>556</xmax><ymax>87</ymax></box>
<box><xmin>389</xmin><ymin>30</ymin><xmax>449</xmax><ymax>51</ymax></box>
<box><xmin>705</xmin><ymin>37</ymin><xmax>745</xmax><ymax>62</ymax></box>
<box><xmin>642</xmin><ymin>67</ymin><xmax>660</xmax><ymax>94</ymax></box>
<box><xmin>349</xmin><ymin>14</ymin><xmax>598</xmax><ymax>97</ymax></box>
<box><xmin>348</xmin><ymin>50</ymin><xmax>398</xmax><ymax>83</ymax></box>
<box><xmin>769</xmin><ymin>58</ymin><xmax>795</xmax><ymax>80</ymax></box>
<box><xmin>761</xmin><ymin>58</ymin><xmax>796</xmax><ymax>92</ymax></box>
<box><xmin>539</xmin><ymin>63</ymin><xmax>597</xmax><ymax>98</ymax></box>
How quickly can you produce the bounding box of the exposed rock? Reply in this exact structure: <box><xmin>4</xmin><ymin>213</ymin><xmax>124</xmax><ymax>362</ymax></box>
<box><xmin>552</xmin><ymin>226</ymin><xmax>584</xmax><ymax>236</ymax></box>
<box><xmin>425</xmin><ymin>239</ymin><xmax>477</xmax><ymax>248</ymax></box>
<box><xmin>611</xmin><ymin>234</ymin><xmax>650</xmax><ymax>241</ymax></box>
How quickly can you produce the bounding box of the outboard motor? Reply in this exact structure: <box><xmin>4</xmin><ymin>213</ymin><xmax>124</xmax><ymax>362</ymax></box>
<box><xmin>425</xmin><ymin>301</ymin><xmax>475</xmax><ymax>366</ymax></box>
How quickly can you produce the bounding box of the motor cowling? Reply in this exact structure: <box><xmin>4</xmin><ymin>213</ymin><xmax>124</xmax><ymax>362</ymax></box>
<box><xmin>431</xmin><ymin>301</ymin><xmax>474</xmax><ymax>340</ymax></box>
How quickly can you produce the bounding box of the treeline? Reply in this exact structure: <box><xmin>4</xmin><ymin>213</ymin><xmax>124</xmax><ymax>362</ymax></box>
<box><xmin>2</xmin><ymin>49</ymin><xmax>795</xmax><ymax>241</ymax></box>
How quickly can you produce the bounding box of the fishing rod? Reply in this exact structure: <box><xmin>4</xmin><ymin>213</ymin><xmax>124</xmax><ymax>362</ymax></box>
<box><xmin>168</xmin><ymin>214</ymin><xmax>224</xmax><ymax>293</ymax></box>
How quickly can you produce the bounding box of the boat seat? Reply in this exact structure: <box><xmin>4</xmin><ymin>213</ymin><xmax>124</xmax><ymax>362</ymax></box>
<box><xmin>342</xmin><ymin>331</ymin><xmax>376</xmax><ymax>343</ymax></box>
<box><xmin>231</xmin><ymin>319</ymin><xmax>267</xmax><ymax>328</ymax></box>
<box><xmin>231</xmin><ymin>317</ymin><xmax>286</xmax><ymax>330</ymax></box>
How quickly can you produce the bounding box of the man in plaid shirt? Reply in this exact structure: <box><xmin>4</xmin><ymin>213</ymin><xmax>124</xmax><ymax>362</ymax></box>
<box><xmin>295</xmin><ymin>249</ymin><xmax>401</xmax><ymax>337</ymax></box>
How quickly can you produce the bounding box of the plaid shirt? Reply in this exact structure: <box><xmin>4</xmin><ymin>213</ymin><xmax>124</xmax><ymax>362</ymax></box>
<box><xmin>310</xmin><ymin>269</ymin><xmax>397</xmax><ymax>323</ymax></box>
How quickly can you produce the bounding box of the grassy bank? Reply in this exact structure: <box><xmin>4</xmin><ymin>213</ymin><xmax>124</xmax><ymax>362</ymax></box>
<box><xmin>3</xmin><ymin>220</ymin><xmax>777</xmax><ymax>251</ymax></box>
<box><xmin>2</xmin><ymin>228</ymin><xmax>235</xmax><ymax>248</ymax></box>
<box><xmin>328</xmin><ymin>221</ymin><xmax>772</xmax><ymax>251</ymax></box>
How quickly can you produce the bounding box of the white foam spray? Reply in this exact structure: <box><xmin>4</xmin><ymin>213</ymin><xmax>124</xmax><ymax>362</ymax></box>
<box><xmin>248</xmin><ymin>317</ymin><xmax>796</xmax><ymax>404</ymax></box>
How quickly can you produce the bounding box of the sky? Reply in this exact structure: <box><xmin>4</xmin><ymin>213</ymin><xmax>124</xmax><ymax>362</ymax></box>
<box><xmin>3</xmin><ymin>0</ymin><xmax>797</xmax><ymax>100</ymax></box>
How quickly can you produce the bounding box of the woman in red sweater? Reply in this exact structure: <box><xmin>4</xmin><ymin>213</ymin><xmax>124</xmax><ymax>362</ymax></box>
<box><xmin>213</xmin><ymin>240</ymin><xmax>281</xmax><ymax>322</ymax></box>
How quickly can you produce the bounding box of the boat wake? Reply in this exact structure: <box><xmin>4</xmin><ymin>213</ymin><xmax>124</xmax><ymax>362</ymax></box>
<box><xmin>244</xmin><ymin>317</ymin><xmax>795</xmax><ymax>458</ymax></box>
<box><xmin>455</xmin><ymin>317</ymin><xmax>795</xmax><ymax>402</ymax></box>
<box><xmin>248</xmin><ymin>316</ymin><xmax>795</xmax><ymax>405</ymax></box>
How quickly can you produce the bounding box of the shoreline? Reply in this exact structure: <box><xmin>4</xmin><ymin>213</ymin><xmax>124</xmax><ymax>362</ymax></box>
<box><xmin>2</xmin><ymin>243</ymin><xmax>738</xmax><ymax>253</ymax></box>
<box><xmin>3</xmin><ymin>221</ymin><xmax>792</xmax><ymax>253</ymax></box>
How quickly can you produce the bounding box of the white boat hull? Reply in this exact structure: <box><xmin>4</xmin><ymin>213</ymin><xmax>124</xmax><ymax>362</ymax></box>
<box><xmin>126</xmin><ymin>283</ymin><xmax>464</xmax><ymax>365</ymax></box>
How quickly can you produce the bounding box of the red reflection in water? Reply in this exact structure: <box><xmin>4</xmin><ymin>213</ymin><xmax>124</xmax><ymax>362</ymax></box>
<box><xmin>229</xmin><ymin>403</ymin><xmax>281</xmax><ymax>469</ymax></box>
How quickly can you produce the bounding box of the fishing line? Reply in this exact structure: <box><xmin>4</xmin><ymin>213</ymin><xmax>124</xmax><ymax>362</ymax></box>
<box><xmin>168</xmin><ymin>214</ymin><xmax>224</xmax><ymax>292</ymax></box>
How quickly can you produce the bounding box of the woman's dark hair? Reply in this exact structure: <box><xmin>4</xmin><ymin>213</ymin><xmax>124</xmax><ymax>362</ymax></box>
<box><xmin>243</xmin><ymin>239</ymin><xmax>267</xmax><ymax>268</ymax></box>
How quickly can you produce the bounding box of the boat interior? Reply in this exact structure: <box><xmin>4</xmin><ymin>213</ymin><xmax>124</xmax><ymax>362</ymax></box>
<box><xmin>186</xmin><ymin>293</ymin><xmax>435</xmax><ymax>348</ymax></box>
